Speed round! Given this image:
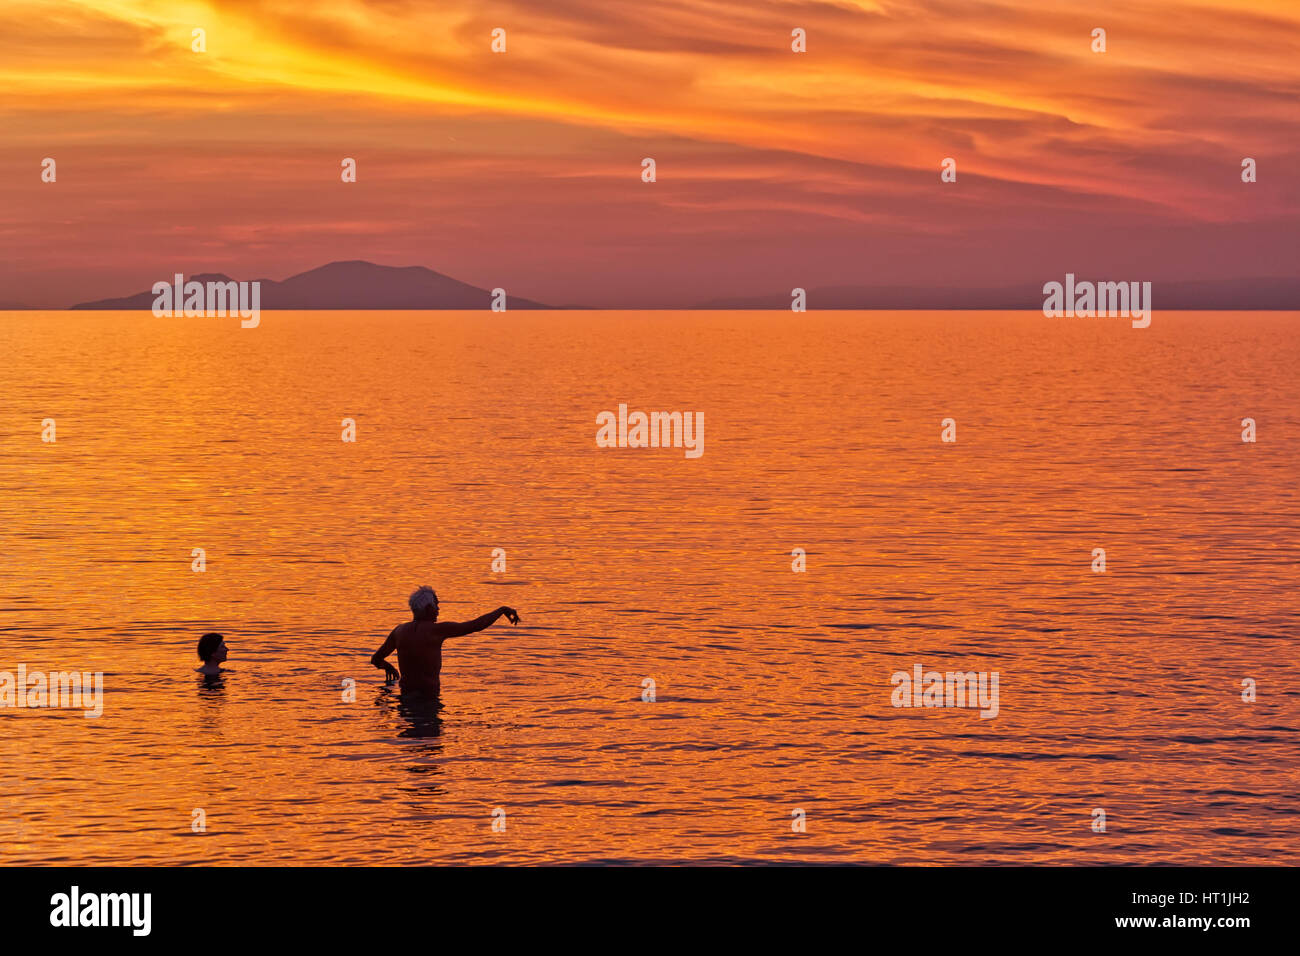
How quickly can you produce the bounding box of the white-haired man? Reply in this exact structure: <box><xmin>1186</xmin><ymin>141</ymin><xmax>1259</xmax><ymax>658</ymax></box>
<box><xmin>370</xmin><ymin>587</ymin><xmax>520</xmax><ymax>695</ymax></box>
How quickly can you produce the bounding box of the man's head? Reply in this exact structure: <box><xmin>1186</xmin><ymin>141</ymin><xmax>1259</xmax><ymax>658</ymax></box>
<box><xmin>197</xmin><ymin>632</ymin><xmax>228</xmax><ymax>664</ymax></box>
<box><xmin>409</xmin><ymin>586</ymin><xmax>439</xmax><ymax>621</ymax></box>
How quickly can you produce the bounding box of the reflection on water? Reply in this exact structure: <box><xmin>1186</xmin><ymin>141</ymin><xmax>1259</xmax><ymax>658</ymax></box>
<box><xmin>195</xmin><ymin>674</ymin><xmax>227</xmax><ymax>738</ymax></box>
<box><xmin>0</xmin><ymin>310</ymin><xmax>1297</xmax><ymax>864</ymax></box>
<box><xmin>376</xmin><ymin>687</ymin><xmax>445</xmax><ymax>740</ymax></box>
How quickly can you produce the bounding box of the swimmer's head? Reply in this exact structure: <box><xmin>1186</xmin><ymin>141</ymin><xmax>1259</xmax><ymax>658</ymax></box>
<box><xmin>409</xmin><ymin>586</ymin><xmax>439</xmax><ymax>621</ymax></box>
<box><xmin>197</xmin><ymin>632</ymin><xmax>228</xmax><ymax>664</ymax></box>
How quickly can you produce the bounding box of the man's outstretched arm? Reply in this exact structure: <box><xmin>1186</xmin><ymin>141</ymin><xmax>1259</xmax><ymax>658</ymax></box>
<box><xmin>440</xmin><ymin>606</ymin><xmax>520</xmax><ymax>639</ymax></box>
<box><xmin>371</xmin><ymin>629</ymin><xmax>399</xmax><ymax>682</ymax></box>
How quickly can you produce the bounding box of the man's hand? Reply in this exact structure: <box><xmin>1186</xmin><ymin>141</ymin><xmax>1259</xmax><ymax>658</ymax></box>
<box><xmin>371</xmin><ymin>628</ymin><xmax>399</xmax><ymax>679</ymax></box>
<box><xmin>500</xmin><ymin>606</ymin><xmax>520</xmax><ymax>625</ymax></box>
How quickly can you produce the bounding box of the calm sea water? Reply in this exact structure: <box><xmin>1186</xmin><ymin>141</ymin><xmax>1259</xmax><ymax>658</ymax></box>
<box><xmin>1</xmin><ymin>310</ymin><xmax>1297</xmax><ymax>865</ymax></box>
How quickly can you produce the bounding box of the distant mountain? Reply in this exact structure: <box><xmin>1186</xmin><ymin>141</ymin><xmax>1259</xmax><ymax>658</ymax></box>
<box><xmin>70</xmin><ymin>260</ymin><xmax>550</xmax><ymax>310</ymax></box>
<box><xmin>50</xmin><ymin>263</ymin><xmax>1300</xmax><ymax>311</ymax></box>
<box><xmin>694</xmin><ymin>277</ymin><xmax>1300</xmax><ymax>310</ymax></box>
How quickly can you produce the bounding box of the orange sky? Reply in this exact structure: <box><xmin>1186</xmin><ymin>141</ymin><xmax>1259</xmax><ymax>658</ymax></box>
<box><xmin>1</xmin><ymin>0</ymin><xmax>1297</xmax><ymax>306</ymax></box>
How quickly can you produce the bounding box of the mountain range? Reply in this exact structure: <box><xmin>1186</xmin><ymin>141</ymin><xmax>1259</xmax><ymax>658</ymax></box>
<box><xmin>70</xmin><ymin>261</ymin><xmax>551</xmax><ymax>310</ymax></box>
<box><xmin>55</xmin><ymin>262</ymin><xmax>1300</xmax><ymax>311</ymax></box>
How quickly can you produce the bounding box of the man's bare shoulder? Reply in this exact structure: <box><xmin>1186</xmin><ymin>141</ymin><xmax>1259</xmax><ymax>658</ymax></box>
<box><xmin>396</xmin><ymin>621</ymin><xmax>458</xmax><ymax>640</ymax></box>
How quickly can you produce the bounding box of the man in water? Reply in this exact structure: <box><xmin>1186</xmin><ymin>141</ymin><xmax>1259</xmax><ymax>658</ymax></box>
<box><xmin>196</xmin><ymin>632</ymin><xmax>228</xmax><ymax>676</ymax></box>
<box><xmin>371</xmin><ymin>586</ymin><xmax>520</xmax><ymax>694</ymax></box>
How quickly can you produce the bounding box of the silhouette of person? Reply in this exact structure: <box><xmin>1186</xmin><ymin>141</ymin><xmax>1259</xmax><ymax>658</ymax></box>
<box><xmin>196</xmin><ymin>632</ymin><xmax>229</xmax><ymax>676</ymax></box>
<box><xmin>371</xmin><ymin>587</ymin><xmax>519</xmax><ymax>695</ymax></box>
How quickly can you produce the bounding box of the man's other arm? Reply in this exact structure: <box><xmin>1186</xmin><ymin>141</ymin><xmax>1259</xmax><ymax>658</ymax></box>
<box><xmin>370</xmin><ymin>628</ymin><xmax>400</xmax><ymax>682</ymax></box>
<box><xmin>438</xmin><ymin>606</ymin><xmax>520</xmax><ymax>639</ymax></box>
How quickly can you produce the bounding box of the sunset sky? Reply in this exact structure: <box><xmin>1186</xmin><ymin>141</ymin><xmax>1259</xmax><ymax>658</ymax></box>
<box><xmin>2</xmin><ymin>0</ymin><xmax>1297</xmax><ymax>307</ymax></box>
